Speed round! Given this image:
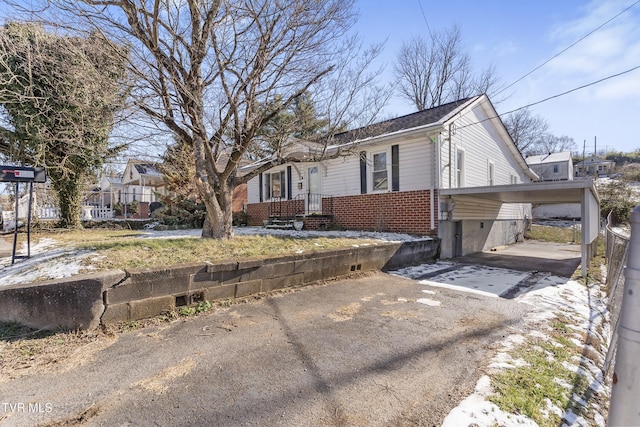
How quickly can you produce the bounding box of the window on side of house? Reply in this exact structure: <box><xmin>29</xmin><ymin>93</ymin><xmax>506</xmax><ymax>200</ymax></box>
<box><xmin>510</xmin><ymin>174</ymin><xmax>518</xmax><ymax>184</ymax></box>
<box><xmin>488</xmin><ymin>161</ymin><xmax>495</xmax><ymax>186</ymax></box>
<box><xmin>553</xmin><ymin>164</ymin><xmax>559</xmax><ymax>173</ymax></box>
<box><xmin>372</xmin><ymin>151</ymin><xmax>388</xmax><ymax>191</ymax></box>
<box><xmin>263</xmin><ymin>173</ymin><xmax>271</xmax><ymax>200</ymax></box>
<box><xmin>456</xmin><ymin>148</ymin><xmax>465</xmax><ymax>188</ymax></box>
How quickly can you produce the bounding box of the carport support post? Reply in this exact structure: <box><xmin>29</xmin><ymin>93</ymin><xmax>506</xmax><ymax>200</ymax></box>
<box><xmin>608</xmin><ymin>205</ymin><xmax>640</xmax><ymax>426</ymax></box>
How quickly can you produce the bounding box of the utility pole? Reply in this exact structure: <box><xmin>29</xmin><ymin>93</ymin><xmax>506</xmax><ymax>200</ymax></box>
<box><xmin>608</xmin><ymin>205</ymin><xmax>640</xmax><ymax>426</ymax></box>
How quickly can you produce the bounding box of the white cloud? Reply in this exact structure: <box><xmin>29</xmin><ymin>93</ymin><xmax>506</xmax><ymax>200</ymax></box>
<box><xmin>539</xmin><ymin>0</ymin><xmax>640</xmax><ymax>102</ymax></box>
<box><xmin>546</xmin><ymin>0</ymin><xmax>640</xmax><ymax>76</ymax></box>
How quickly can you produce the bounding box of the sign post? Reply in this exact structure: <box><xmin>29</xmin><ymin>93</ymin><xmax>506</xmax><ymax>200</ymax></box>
<box><xmin>0</xmin><ymin>166</ymin><xmax>46</xmax><ymax>264</ymax></box>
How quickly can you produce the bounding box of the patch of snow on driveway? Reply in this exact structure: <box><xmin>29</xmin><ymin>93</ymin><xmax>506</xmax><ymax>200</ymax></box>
<box><xmin>390</xmin><ymin>262</ymin><xmax>530</xmax><ymax>298</ymax></box>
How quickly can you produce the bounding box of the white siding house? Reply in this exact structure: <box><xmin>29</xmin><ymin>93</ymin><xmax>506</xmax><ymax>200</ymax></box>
<box><xmin>526</xmin><ymin>151</ymin><xmax>574</xmax><ymax>181</ymax></box>
<box><xmin>245</xmin><ymin>95</ymin><xmax>537</xmax><ymax>257</ymax></box>
<box><xmin>526</xmin><ymin>152</ymin><xmax>579</xmax><ymax>220</ymax></box>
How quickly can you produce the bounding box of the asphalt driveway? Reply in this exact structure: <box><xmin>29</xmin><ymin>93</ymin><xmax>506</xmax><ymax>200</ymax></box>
<box><xmin>1</xmin><ymin>272</ymin><xmax>529</xmax><ymax>427</ymax></box>
<box><xmin>0</xmin><ymin>240</ymin><xmax>581</xmax><ymax>426</ymax></box>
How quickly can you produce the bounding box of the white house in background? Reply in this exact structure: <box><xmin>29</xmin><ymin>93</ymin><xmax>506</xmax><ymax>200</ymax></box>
<box><xmin>86</xmin><ymin>160</ymin><xmax>166</xmax><ymax>218</ymax></box>
<box><xmin>574</xmin><ymin>156</ymin><xmax>616</xmax><ymax>178</ymax></box>
<box><xmin>525</xmin><ymin>152</ymin><xmax>581</xmax><ymax>220</ymax></box>
<box><xmin>526</xmin><ymin>151</ymin><xmax>574</xmax><ymax>181</ymax></box>
<box><xmin>121</xmin><ymin>160</ymin><xmax>165</xmax><ymax>204</ymax></box>
<box><xmin>244</xmin><ymin>94</ymin><xmax>539</xmax><ymax>258</ymax></box>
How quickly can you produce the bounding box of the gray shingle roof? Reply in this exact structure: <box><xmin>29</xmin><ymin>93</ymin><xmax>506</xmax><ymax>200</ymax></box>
<box><xmin>332</xmin><ymin>97</ymin><xmax>473</xmax><ymax>144</ymax></box>
<box><xmin>133</xmin><ymin>163</ymin><xmax>161</xmax><ymax>176</ymax></box>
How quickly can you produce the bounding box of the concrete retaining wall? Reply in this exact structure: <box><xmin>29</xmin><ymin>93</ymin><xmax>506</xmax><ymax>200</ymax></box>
<box><xmin>382</xmin><ymin>239</ymin><xmax>439</xmax><ymax>271</ymax></box>
<box><xmin>1</xmin><ymin>239</ymin><xmax>439</xmax><ymax>330</ymax></box>
<box><xmin>0</xmin><ymin>270</ymin><xmax>125</xmax><ymax>330</ymax></box>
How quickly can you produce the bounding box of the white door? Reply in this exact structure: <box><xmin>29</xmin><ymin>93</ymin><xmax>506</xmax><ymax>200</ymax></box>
<box><xmin>308</xmin><ymin>166</ymin><xmax>321</xmax><ymax>213</ymax></box>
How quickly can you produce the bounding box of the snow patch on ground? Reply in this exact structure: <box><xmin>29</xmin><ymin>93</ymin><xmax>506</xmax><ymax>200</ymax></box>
<box><xmin>416</xmin><ymin>298</ymin><xmax>441</xmax><ymax>306</ymax></box>
<box><xmin>412</xmin><ymin>264</ymin><xmax>529</xmax><ymax>298</ymax></box>
<box><xmin>441</xmin><ymin>375</ymin><xmax>537</xmax><ymax>427</ymax></box>
<box><xmin>391</xmin><ymin>260</ymin><xmax>611</xmax><ymax>426</ymax></box>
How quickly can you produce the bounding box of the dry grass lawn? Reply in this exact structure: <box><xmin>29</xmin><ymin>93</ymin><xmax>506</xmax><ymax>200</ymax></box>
<box><xmin>26</xmin><ymin>228</ymin><xmax>380</xmax><ymax>271</ymax></box>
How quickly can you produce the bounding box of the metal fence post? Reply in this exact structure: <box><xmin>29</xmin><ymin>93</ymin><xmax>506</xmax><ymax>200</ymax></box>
<box><xmin>609</xmin><ymin>205</ymin><xmax>640</xmax><ymax>426</ymax></box>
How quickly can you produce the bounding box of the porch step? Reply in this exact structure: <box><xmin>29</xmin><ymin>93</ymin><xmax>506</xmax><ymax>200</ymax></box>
<box><xmin>264</xmin><ymin>219</ymin><xmax>303</xmax><ymax>230</ymax></box>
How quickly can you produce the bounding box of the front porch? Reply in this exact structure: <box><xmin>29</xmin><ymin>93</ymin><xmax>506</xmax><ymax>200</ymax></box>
<box><xmin>247</xmin><ymin>193</ymin><xmax>335</xmax><ymax>230</ymax></box>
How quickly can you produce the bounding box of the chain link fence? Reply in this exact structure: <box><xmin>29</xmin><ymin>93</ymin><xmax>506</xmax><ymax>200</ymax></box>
<box><xmin>603</xmin><ymin>211</ymin><xmax>630</xmax><ymax>379</ymax></box>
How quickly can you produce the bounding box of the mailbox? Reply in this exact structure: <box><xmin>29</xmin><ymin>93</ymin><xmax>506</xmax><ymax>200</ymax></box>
<box><xmin>0</xmin><ymin>166</ymin><xmax>46</xmax><ymax>183</ymax></box>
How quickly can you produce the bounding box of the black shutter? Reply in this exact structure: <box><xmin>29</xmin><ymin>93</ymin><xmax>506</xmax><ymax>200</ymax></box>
<box><xmin>391</xmin><ymin>144</ymin><xmax>400</xmax><ymax>192</ymax></box>
<box><xmin>360</xmin><ymin>151</ymin><xmax>367</xmax><ymax>194</ymax></box>
<box><xmin>286</xmin><ymin>166</ymin><xmax>292</xmax><ymax>200</ymax></box>
<box><xmin>280</xmin><ymin>170</ymin><xmax>286</xmax><ymax>198</ymax></box>
<box><xmin>259</xmin><ymin>173</ymin><xmax>263</xmax><ymax>202</ymax></box>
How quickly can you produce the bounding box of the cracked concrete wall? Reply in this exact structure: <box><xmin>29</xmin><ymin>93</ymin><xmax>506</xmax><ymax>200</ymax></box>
<box><xmin>0</xmin><ymin>270</ymin><xmax>126</xmax><ymax>330</ymax></box>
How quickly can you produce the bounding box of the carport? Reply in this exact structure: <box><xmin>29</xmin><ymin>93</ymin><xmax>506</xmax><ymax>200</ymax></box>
<box><xmin>440</xmin><ymin>178</ymin><xmax>600</xmax><ymax>277</ymax></box>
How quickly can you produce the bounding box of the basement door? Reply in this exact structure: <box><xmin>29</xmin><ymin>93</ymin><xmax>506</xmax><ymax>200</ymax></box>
<box><xmin>453</xmin><ymin>221</ymin><xmax>463</xmax><ymax>258</ymax></box>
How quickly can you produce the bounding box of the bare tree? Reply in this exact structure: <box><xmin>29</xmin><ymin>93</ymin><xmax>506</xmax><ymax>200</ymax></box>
<box><xmin>504</xmin><ymin>108</ymin><xmax>577</xmax><ymax>157</ymax></box>
<box><xmin>394</xmin><ymin>25</ymin><xmax>500</xmax><ymax>110</ymax></box>
<box><xmin>20</xmin><ymin>0</ymin><xmax>388</xmax><ymax>238</ymax></box>
<box><xmin>503</xmin><ymin>108</ymin><xmax>550</xmax><ymax>157</ymax></box>
<box><xmin>537</xmin><ymin>134</ymin><xmax>577</xmax><ymax>155</ymax></box>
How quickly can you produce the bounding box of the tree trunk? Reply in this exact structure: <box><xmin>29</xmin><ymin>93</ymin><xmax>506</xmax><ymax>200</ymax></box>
<box><xmin>198</xmin><ymin>182</ymin><xmax>234</xmax><ymax>239</ymax></box>
<box><xmin>192</xmin><ymin>136</ymin><xmax>235</xmax><ymax>239</ymax></box>
<box><xmin>51</xmin><ymin>175</ymin><xmax>83</xmax><ymax>229</ymax></box>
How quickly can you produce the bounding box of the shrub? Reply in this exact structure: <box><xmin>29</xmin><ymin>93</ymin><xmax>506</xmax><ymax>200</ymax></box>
<box><xmin>620</xmin><ymin>163</ymin><xmax>640</xmax><ymax>182</ymax></box>
<box><xmin>597</xmin><ymin>179</ymin><xmax>636</xmax><ymax>225</ymax></box>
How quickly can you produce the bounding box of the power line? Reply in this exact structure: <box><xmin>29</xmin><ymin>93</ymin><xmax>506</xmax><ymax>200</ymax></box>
<box><xmin>495</xmin><ymin>0</ymin><xmax>640</xmax><ymax>97</ymax></box>
<box><xmin>415</xmin><ymin>0</ymin><xmax>433</xmax><ymax>39</ymax></box>
<box><xmin>456</xmin><ymin>64</ymin><xmax>640</xmax><ymax>132</ymax></box>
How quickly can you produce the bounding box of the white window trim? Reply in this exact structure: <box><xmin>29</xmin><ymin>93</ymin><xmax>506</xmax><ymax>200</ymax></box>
<box><xmin>488</xmin><ymin>160</ymin><xmax>495</xmax><ymax>186</ymax></box>
<box><xmin>263</xmin><ymin>169</ymin><xmax>286</xmax><ymax>201</ymax></box>
<box><xmin>455</xmin><ymin>148</ymin><xmax>465</xmax><ymax>188</ymax></box>
<box><xmin>371</xmin><ymin>150</ymin><xmax>390</xmax><ymax>192</ymax></box>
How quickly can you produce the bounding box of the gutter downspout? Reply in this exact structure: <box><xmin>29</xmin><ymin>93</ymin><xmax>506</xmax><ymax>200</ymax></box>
<box><xmin>448</xmin><ymin>123</ymin><xmax>453</xmax><ymax>189</ymax></box>
<box><xmin>431</xmin><ymin>133</ymin><xmax>437</xmax><ymax>230</ymax></box>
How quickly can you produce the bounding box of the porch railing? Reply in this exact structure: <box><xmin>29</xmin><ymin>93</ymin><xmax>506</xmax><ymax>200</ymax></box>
<box><xmin>269</xmin><ymin>193</ymin><xmax>333</xmax><ymax>218</ymax></box>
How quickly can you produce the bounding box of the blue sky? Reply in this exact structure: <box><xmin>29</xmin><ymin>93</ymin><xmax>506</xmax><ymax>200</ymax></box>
<box><xmin>0</xmin><ymin>1</ymin><xmax>638</xmax><ymax>154</ymax></box>
<box><xmin>355</xmin><ymin>0</ymin><xmax>640</xmax><ymax>153</ymax></box>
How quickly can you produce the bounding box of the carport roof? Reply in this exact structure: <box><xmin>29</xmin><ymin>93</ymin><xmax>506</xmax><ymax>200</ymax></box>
<box><xmin>440</xmin><ymin>178</ymin><xmax>599</xmax><ymax>277</ymax></box>
<box><xmin>440</xmin><ymin>178</ymin><xmax>598</xmax><ymax>204</ymax></box>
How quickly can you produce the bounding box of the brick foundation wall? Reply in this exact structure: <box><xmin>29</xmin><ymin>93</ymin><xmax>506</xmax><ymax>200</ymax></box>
<box><xmin>246</xmin><ymin>199</ymin><xmax>304</xmax><ymax>226</ymax></box>
<box><xmin>330</xmin><ymin>190</ymin><xmax>437</xmax><ymax>236</ymax></box>
<box><xmin>247</xmin><ymin>190</ymin><xmax>438</xmax><ymax>235</ymax></box>
<box><xmin>303</xmin><ymin>215</ymin><xmax>333</xmax><ymax>230</ymax></box>
<box><xmin>247</xmin><ymin>202</ymin><xmax>270</xmax><ymax>226</ymax></box>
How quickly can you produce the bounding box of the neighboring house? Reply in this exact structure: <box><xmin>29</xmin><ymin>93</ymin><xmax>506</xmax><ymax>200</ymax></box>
<box><xmin>121</xmin><ymin>161</ymin><xmax>166</xmax><ymax>204</ymax></box>
<box><xmin>87</xmin><ymin>175</ymin><xmax>125</xmax><ymax>208</ymax></box>
<box><xmin>243</xmin><ymin>94</ymin><xmax>538</xmax><ymax>257</ymax></box>
<box><xmin>87</xmin><ymin>160</ymin><xmax>167</xmax><ymax>218</ymax></box>
<box><xmin>574</xmin><ymin>156</ymin><xmax>615</xmax><ymax>178</ymax></box>
<box><xmin>526</xmin><ymin>152</ymin><xmax>580</xmax><ymax>220</ymax></box>
<box><xmin>526</xmin><ymin>151</ymin><xmax>574</xmax><ymax>181</ymax></box>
